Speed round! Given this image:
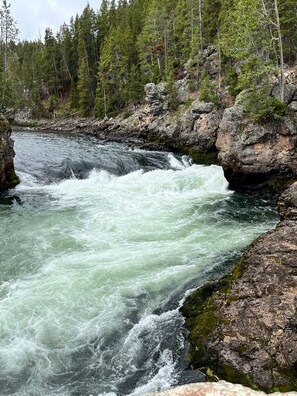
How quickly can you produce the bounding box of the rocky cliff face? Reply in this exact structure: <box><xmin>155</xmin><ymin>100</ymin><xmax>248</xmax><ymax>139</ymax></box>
<box><xmin>0</xmin><ymin>114</ymin><xmax>19</xmax><ymax>191</ymax></box>
<box><xmin>216</xmin><ymin>81</ymin><xmax>297</xmax><ymax>195</ymax></box>
<box><xmin>181</xmin><ymin>182</ymin><xmax>297</xmax><ymax>392</ymax></box>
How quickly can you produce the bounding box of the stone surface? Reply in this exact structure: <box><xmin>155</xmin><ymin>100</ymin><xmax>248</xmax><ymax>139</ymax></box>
<box><xmin>288</xmin><ymin>101</ymin><xmax>297</xmax><ymax>112</ymax></box>
<box><xmin>181</xmin><ymin>183</ymin><xmax>297</xmax><ymax>392</ymax></box>
<box><xmin>216</xmin><ymin>100</ymin><xmax>297</xmax><ymax>194</ymax></box>
<box><xmin>144</xmin><ymin>82</ymin><xmax>168</xmax><ymax>116</ymax></box>
<box><xmin>148</xmin><ymin>381</ymin><xmax>297</xmax><ymax>396</ymax></box>
<box><xmin>191</xmin><ymin>101</ymin><xmax>214</xmax><ymax>116</ymax></box>
<box><xmin>272</xmin><ymin>83</ymin><xmax>296</xmax><ymax>105</ymax></box>
<box><xmin>0</xmin><ymin>114</ymin><xmax>19</xmax><ymax>191</ymax></box>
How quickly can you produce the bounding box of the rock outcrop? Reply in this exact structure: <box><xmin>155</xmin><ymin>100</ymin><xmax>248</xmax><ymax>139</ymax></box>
<box><xmin>181</xmin><ymin>182</ymin><xmax>297</xmax><ymax>392</ymax></box>
<box><xmin>0</xmin><ymin>114</ymin><xmax>19</xmax><ymax>191</ymax></box>
<box><xmin>216</xmin><ymin>70</ymin><xmax>297</xmax><ymax>195</ymax></box>
<box><xmin>148</xmin><ymin>381</ymin><xmax>297</xmax><ymax>396</ymax></box>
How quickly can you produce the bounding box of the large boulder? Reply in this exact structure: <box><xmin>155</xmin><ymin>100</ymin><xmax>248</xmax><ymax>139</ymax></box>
<box><xmin>144</xmin><ymin>82</ymin><xmax>168</xmax><ymax>116</ymax></box>
<box><xmin>216</xmin><ymin>99</ymin><xmax>297</xmax><ymax>194</ymax></box>
<box><xmin>181</xmin><ymin>183</ymin><xmax>297</xmax><ymax>392</ymax></box>
<box><xmin>143</xmin><ymin>103</ymin><xmax>221</xmax><ymax>164</ymax></box>
<box><xmin>0</xmin><ymin>114</ymin><xmax>19</xmax><ymax>191</ymax></box>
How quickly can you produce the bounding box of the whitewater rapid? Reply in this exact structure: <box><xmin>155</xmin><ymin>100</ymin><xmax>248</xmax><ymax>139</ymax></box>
<box><xmin>0</xmin><ymin>131</ymin><xmax>277</xmax><ymax>395</ymax></box>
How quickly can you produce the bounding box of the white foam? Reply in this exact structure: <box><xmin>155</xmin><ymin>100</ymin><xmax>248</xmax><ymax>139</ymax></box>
<box><xmin>0</xmin><ymin>155</ymin><xmax>277</xmax><ymax>395</ymax></box>
<box><xmin>167</xmin><ymin>153</ymin><xmax>185</xmax><ymax>170</ymax></box>
<box><xmin>16</xmin><ymin>171</ymin><xmax>41</xmax><ymax>188</ymax></box>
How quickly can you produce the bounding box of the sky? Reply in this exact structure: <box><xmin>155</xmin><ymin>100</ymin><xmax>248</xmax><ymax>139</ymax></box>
<box><xmin>11</xmin><ymin>0</ymin><xmax>102</xmax><ymax>41</ymax></box>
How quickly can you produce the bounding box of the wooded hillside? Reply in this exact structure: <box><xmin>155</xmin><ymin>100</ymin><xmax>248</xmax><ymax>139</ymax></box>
<box><xmin>1</xmin><ymin>0</ymin><xmax>296</xmax><ymax>118</ymax></box>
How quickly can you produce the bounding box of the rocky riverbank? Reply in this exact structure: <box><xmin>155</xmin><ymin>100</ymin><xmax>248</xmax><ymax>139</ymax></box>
<box><xmin>0</xmin><ymin>114</ymin><xmax>19</xmax><ymax>191</ymax></box>
<box><xmin>11</xmin><ymin>63</ymin><xmax>297</xmax><ymax>197</ymax></box>
<box><xmin>181</xmin><ymin>182</ymin><xmax>297</xmax><ymax>392</ymax></box>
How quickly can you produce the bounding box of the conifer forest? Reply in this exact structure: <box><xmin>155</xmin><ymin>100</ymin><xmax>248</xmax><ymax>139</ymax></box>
<box><xmin>0</xmin><ymin>0</ymin><xmax>296</xmax><ymax>118</ymax></box>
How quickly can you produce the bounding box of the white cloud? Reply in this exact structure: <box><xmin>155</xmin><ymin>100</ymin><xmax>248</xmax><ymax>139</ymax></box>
<box><xmin>10</xmin><ymin>0</ymin><xmax>101</xmax><ymax>41</ymax></box>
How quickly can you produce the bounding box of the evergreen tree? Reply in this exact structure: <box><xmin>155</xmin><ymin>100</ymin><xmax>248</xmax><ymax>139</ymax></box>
<box><xmin>0</xmin><ymin>0</ymin><xmax>18</xmax><ymax>106</ymax></box>
<box><xmin>76</xmin><ymin>5</ymin><xmax>98</xmax><ymax>116</ymax></box>
<box><xmin>138</xmin><ymin>0</ymin><xmax>178</xmax><ymax>83</ymax></box>
<box><xmin>96</xmin><ymin>24</ymin><xmax>134</xmax><ymax>117</ymax></box>
<box><xmin>279</xmin><ymin>0</ymin><xmax>297</xmax><ymax>64</ymax></box>
<box><xmin>43</xmin><ymin>28</ymin><xmax>61</xmax><ymax>96</ymax></box>
<box><xmin>0</xmin><ymin>0</ymin><xmax>18</xmax><ymax>71</ymax></box>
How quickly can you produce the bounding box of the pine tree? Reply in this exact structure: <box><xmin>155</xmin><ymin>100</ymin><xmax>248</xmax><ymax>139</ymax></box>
<box><xmin>96</xmin><ymin>24</ymin><xmax>134</xmax><ymax>117</ymax></box>
<box><xmin>279</xmin><ymin>0</ymin><xmax>297</xmax><ymax>64</ymax></box>
<box><xmin>0</xmin><ymin>0</ymin><xmax>18</xmax><ymax>72</ymax></box>
<box><xmin>138</xmin><ymin>0</ymin><xmax>178</xmax><ymax>83</ymax></box>
<box><xmin>202</xmin><ymin>0</ymin><xmax>221</xmax><ymax>46</ymax></box>
<box><xmin>43</xmin><ymin>28</ymin><xmax>61</xmax><ymax>96</ymax></box>
<box><xmin>0</xmin><ymin>0</ymin><xmax>18</xmax><ymax>106</ymax></box>
<box><xmin>76</xmin><ymin>5</ymin><xmax>98</xmax><ymax>116</ymax></box>
<box><xmin>77</xmin><ymin>24</ymin><xmax>92</xmax><ymax>116</ymax></box>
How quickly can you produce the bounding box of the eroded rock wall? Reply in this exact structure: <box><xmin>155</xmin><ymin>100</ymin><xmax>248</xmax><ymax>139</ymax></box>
<box><xmin>0</xmin><ymin>114</ymin><xmax>19</xmax><ymax>191</ymax></box>
<box><xmin>216</xmin><ymin>90</ymin><xmax>297</xmax><ymax>195</ymax></box>
<box><xmin>181</xmin><ymin>183</ymin><xmax>297</xmax><ymax>392</ymax></box>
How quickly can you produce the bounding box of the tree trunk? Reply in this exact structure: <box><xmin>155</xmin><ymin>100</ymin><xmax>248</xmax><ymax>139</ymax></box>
<box><xmin>274</xmin><ymin>0</ymin><xmax>285</xmax><ymax>102</ymax></box>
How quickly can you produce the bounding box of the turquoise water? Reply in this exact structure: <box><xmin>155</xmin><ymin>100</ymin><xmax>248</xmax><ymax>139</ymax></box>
<box><xmin>0</xmin><ymin>130</ymin><xmax>278</xmax><ymax>395</ymax></box>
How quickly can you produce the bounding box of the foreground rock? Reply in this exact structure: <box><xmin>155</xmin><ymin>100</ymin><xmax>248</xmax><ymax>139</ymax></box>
<box><xmin>0</xmin><ymin>114</ymin><xmax>19</xmax><ymax>191</ymax></box>
<box><xmin>148</xmin><ymin>381</ymin><xmax>297</xmax><ymax>396</ymax></box>
<box><xmin>181</xmin><ymin>183</ymin><xmax>297</xmax><ymax>392</ymax></box>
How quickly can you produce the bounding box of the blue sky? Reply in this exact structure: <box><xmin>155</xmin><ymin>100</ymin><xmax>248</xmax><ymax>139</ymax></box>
<box><xmin>11</xmin><ymin>0</ymin><xmax>102</xmax><ymax>41</ymax></box>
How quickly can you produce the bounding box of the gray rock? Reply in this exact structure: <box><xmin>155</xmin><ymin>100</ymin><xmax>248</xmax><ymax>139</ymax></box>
<box><xmin>216</xmin><ymin>102</ymin><xmax>297</xmax><ymax>192</ymax></box>
<box><xmin>181</xmin><ymin>182</ymin><xmax>297</xmax><ymax>391</ymax></box>
<box><xmin>0</xmin><ymin>114</ymin><xmax>19</xmax><ymax>191</ymax></box>
<box><xmin>144</xmin><ymin>82</ymin><xmax>168</xmax><ymax>116</ymax></box>
<box><xmin>288</xmin><ymin>101</ymin><xmax>297</xmax><ymax>112</ymax></box>
<box><xmin>175</xmin><ymin>78</ymin><xmax>189</xmax><ymax>104</ymax></box>
<box><xmin>278</xmin><ymin>182</ymin><xmax>297</xmax><ymax>221</ymax></box>
<box><xmin>191</xmin><ymin>100</ymin><xmax>214</xmax><ymax>116</ymax></box>
<box><xmin>272</xmin><ymin>83</ymin><xmax>296</xmax><ymax>105</ymax></box>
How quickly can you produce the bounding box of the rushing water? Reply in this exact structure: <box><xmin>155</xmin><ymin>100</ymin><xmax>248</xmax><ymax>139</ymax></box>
<box><xmin>0</xmin><ymin>130</ymin><xmax>278</xmax><ymax>396</ymax></box>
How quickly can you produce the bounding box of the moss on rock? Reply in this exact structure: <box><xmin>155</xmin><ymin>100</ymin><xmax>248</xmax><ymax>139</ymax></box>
<box><xmin>181</xmin><ymin>207</ymin><xmax>297</xmax><ymax>392</ymax></box>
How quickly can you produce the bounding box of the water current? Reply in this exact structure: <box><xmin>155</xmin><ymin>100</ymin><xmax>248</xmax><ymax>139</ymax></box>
<box><xmin>0</xmin><ymin>130</ymin><xmax>278</xmax><ymax>396</ymax></box>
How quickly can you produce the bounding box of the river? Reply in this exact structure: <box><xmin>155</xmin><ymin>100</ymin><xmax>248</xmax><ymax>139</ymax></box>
<box><xmin>0</xmin><ymin>130</ymin><xmax>278</xmax><ymax>396</ymax></box>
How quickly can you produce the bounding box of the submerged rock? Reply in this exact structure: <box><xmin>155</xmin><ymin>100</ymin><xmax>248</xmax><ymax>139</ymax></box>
<box><xmin>0</xmin><ymin>114</ymin><xmax>19</xmax><ymax>191</ymax></box>
<box><xmin>181</xmin><ymin>183</ymin><xmax>297</xmax><ymax>392</ymax></box>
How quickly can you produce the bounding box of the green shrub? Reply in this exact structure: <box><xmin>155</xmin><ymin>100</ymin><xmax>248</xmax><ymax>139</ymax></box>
<box><xmin>123</xmin><ymin>110</ymin><xmax>132</xmax><ymax>119</ymax></box>
<box><xmin>199</xmin><ymin>70</ymin><xmax>218</xmax><ymax>104</ymax></box>
<box><xmin>245</xmin><ymin>87</ymin><xmax>287</xmax><ymax>121</ymax></box>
